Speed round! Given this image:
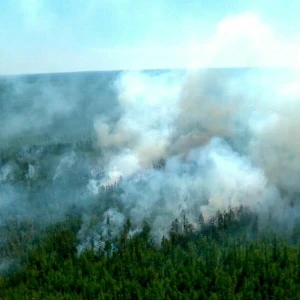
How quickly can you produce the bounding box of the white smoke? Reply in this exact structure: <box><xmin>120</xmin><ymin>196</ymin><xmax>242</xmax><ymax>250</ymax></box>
<box><xmin>94</xmin><ymin>71</ymin><xmax>183</xmax><ymax>186</ymax></box>
<box><xmin>85</xmin><ymin>67</ymin><xmax>300</xmax><ymax>240</ymax></box>
<box><xmin>117</xmin><ymin>138</ymin><xmax>271</xmax><ymax>240</ymax></box>
<box><xmin>2</xmin><ymin>66</ymin><xmax>299</xmax><ymax>245</ymax></box>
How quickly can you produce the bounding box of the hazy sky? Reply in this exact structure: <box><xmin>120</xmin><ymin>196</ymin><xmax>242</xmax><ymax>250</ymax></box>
<box><xmin>1</xmin><ymin>0</ymin><xmax>300</xmax><ymax>74</ymax></box>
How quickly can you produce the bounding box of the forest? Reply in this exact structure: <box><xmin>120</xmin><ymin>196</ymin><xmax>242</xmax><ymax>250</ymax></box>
<box><xmin>1</xmin><ymin>69</ymin><xmax>300</xmax><ymax>299</ymax></box>
<box><xmin>0</xmin><ymin>202</ymin><xmax>300</xmax><ymax>299</ymax></box>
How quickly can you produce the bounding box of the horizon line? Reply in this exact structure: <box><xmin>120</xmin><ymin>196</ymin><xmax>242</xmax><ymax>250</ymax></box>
<box><xmin>1</xmin><ymin>66</ymin><xmax>298</xmax><ymax>78</ymax></box>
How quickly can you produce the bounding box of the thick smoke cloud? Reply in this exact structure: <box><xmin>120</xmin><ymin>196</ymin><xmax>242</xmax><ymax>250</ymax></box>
<box><xmin>116</xmin><ymin>138</ymin><xmax>274</xmax><ymax>241</ymax></box>
<box><xmin>93</xmin><ymin>71</ymin><xmax>183</xmax><ymax>186</ymax></box>
<box><xmin>87</xmin><ymin>68</ymin><xmax>300</xmax><ymax>241</ymax></box>
<box><xmin>1</xmin><ymin>68</ymin><xmax>300</xmax><ymax>248</ymax></box>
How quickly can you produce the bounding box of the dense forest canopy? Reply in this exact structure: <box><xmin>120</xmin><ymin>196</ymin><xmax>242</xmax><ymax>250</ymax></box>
<box><xmin>1</xmin><ymin>204</ymin><xmax>300</xmax><ymax>299</ymax></box>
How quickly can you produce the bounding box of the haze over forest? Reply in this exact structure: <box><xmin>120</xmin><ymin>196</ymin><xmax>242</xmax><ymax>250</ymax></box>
<box><xmin>1</xmin><ymin>1</ymin><xmax>300</xmax><ymax>298</ymax></box>
<box><xmin>1</xmin><ymin>68</ymin><xmax>300</xmax><ymax>243</ymax></box>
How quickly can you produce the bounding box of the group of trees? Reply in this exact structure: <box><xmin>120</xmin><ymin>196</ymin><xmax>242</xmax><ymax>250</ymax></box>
<box><xmin>0</xmin><ymin>206</ymin><xmax>300</xmax><ymax>299</ymax></box>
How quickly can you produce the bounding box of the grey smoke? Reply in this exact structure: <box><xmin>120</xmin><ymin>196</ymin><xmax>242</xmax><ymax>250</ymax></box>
<box><xmin>87</xmin><ymin>68</ymin><xmax>300</xmax><ymax>241</ymax></box>
<box><xmin>1</xmin><ymin>68</ymin><xmax>300</xmax><ymax>249</ymax></box>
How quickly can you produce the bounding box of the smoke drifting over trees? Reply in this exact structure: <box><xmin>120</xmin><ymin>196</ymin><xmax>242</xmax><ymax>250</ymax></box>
<box><xmin>1</xmin><ymin>68</ymin><xmax>300</xmax><ymax>247</ymax></box>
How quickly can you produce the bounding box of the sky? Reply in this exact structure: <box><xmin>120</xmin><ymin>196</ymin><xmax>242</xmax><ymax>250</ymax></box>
<box><xmin>0</xmin><ymin>0</ymin><xmax>300</xmax><ymax>75</ymax></box>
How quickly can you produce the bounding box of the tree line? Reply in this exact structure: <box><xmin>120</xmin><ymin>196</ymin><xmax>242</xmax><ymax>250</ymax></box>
<box><xmin>0</xmin><ymin>206</ymin><xmax>300</xmax><ymax>299</ymax></box>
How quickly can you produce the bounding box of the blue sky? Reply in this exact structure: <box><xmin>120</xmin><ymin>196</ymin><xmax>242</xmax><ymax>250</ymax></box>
<box><xmin>1</xmin><ymin>0</ymin><xmax>300</xmax><ymax>74</ymax></box>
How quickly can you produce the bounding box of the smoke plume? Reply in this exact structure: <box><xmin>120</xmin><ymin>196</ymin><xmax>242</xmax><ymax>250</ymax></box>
<box><xmin>1</xmin><ymin>68</ymin><xmax>300</xmax><ymax>248</ymax></box>
<box><xmin>84</xmin><ymin>68</ymin><xmax>300</xmax><ymax>242</ymax></box>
